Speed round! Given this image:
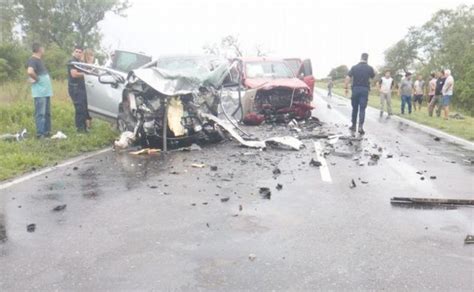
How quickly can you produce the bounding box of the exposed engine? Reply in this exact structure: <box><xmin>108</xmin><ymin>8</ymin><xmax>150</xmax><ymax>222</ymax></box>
<box><xmin>254</xmin><ymin>87</ymin><xmax>313</xmax><ymax>123</ymax></box>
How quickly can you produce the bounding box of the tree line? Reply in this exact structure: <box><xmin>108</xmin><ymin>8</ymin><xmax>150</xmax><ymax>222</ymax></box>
<box><xmin>0</xmin><ymin>0</ymin><xmax>129</xmax><ymax>82</ymax></box>
<box><xmin>327</xmin><ymin>5</ymin><xmax>473</xmax><ymax>115</ymax></box>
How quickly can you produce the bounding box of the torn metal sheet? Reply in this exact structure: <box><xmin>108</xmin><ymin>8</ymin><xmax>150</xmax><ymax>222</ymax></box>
<box><xmin>202</xmin><ymin>113</ymin><xmax>302</xmax><ymax>150</ymax></box>
<box><xmin>390</xmin><ymin>197</ymin><xmax>474</xmax><ymax>207</ymax></box>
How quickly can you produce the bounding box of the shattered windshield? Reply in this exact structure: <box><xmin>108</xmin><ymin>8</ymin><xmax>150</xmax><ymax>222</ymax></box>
<box><xmin>245</xmin><ymin>61</ymin><xmax>294</xmax><ymax>79</ymax></box>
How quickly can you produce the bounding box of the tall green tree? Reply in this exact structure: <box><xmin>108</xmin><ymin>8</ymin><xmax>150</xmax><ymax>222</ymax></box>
<box><xmin>0</xmin><ymin>0</ymin><xmax>18</xmax><ymax>42</ymax></box>
<box><xmin>16</xmin><ymin>0</ymin><xmax>130</xmax><ymax>51</ymax></box>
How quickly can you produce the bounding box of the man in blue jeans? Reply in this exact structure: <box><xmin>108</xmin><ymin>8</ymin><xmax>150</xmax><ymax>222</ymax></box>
<box><xmin>27</xmin><ymin>43</ymin><xmax>53</xmax><ymax>139</ymax></box>
<box><xmin>344</xmin><ymin>53</ymin><xmax>375</xmax><ymax>135</ymax></box>
<box><xmin>399</xmin><ymin>72</ymin><xmax>413</xmax><ymax>115</ymax></box>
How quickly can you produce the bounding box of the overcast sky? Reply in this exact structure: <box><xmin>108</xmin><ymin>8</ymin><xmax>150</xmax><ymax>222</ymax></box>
<box><xmin>100</xmin><ymin>0</ymin><xmax>471</xmax><ymax>78</ymax></box>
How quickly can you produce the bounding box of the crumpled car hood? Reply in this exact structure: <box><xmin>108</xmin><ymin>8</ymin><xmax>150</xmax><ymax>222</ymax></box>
<box><xmin>131</xmin><ymin>60</ymin><xmax>229</xmax><ymax>96</ymax></box>
<box><xmin>244</xmin><ymin>78</ymin><xmax>309</xmax><ymax>91</ymax></box>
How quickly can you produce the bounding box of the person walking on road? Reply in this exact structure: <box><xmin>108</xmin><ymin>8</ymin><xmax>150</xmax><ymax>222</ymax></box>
<box><xmin>344</xmin><ymin>53</ymin><xmax>375</xmax><ymax>135</ymax></box>
<box><xmin>399</xmin><ymin>72</ymin><xmax>413</xmax><ymax>115</ymax></box>
<box><xmin>413</xmin><ymin>74</ymin><xmax>425</xmax><ymax>111</ymax></box>
<box><xmin>429</xmin><ymin>70</ymin><xmax>445</xmax><ymax>117</ymax></box>
<box><xmin>327</xmin><ymin>78</ymin><xmax>334</xmax><ymax>97</ymax></box>
<box><xmin>67</xmin><ymin>45</ymin><xmax>88</xmax><ymax>133</ymax></box>
<box><xmin>27</xmin><ymin>43</ymin><xmax>53</xmax><ymax>139</ymax></box>
<box><xmin>378</xmin><ymin>70</ymin><xmax>393</xmax><ymax>118</ymax></box>
<box><xmin>441</xmin><ymin>69</ymin><xmax>454</xmax><ymax>120</ymax></box>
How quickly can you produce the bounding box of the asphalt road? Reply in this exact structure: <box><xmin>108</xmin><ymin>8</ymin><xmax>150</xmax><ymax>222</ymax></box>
<box><xmin>1</xmin><ymin>90</ymin><xmax>473</xmax><ymax>291</ymax></box>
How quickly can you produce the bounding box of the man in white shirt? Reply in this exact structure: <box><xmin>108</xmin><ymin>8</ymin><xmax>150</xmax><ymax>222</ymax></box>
<box><xmin>441</xmin><ymin>69</ymin><xmax>454</xmax><ymax>120</ymax></box>
<box><xmin>413</xmin><ymin>75</ymin><xmax>425</xmax><ymax>111</ymax></box>
<box><xmin>378</xmin><ymin>70</ymin><xmax>393</xmax><ymax>118</ymax></box>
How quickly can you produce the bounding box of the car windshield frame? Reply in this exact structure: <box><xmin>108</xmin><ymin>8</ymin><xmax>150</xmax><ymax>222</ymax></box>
<box><xmin>245</xmin><ymin>61</ymin><xmax>295</xmax><ymax>79</ymax></box>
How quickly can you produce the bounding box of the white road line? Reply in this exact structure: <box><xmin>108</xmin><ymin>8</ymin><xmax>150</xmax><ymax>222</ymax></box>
<box><xmin>0</xmin><ymin>147</ymin><xmax>112</xmax><ymax>190</ymax></box>
<box><xmin>313</xmin><ymin>141</ymin><xmax>332</xmax><ymax>183</ymax></box>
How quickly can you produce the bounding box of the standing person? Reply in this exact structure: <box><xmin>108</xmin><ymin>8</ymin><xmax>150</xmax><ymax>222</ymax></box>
<box><xmin>67</xmin><ymin>45</ymin><xmax>88</xmax><ymax>133</ymax></box>
<box><xmin>83</xmin><ymin>48</ymin><xmax>95</xmax><ymax>130</ymax></box>
<box><xmin>26</xmin><ymin>43</ymin><xmax>53</xmax><ymax>139</ymax></box>
<box><xmin>429</xmin><ymin>70</ymin><xmax>445</xmax><ymax>117</ymax></box>
<box><xmin>327</xmin><ymin>78</ymin><xmax>334</xmax><ymax>97</ymax></box>
<box><xmin>399</xmin><ymin>72</ymin><xmax>413</xmax><ymax>115</ymax></box>
<box><xmin>427</xmin><ymin>72</ymin><xmax>437</xmax><ymax>113</ymax></box>
<box><xmin>344</xmin><ymin>53</ymin><xmax>375</xmax><ymax>135</ymax></box>
<box><xmin>378</xmin><ymin>70</ymin><xmax>393</xmax><ymax>118</ymax></box>
<box><xmin>441</xmin><ymin>69</ymin><xmax>454</xmax><ymax>120</ymax></box>
<box><xmin>413</xmin><ymin>74</ymin><xmax>425</xmax><ymax>111</ymax></box>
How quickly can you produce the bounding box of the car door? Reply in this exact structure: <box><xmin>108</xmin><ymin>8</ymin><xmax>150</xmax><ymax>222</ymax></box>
<box><xmin>85</xmin><ymin>71</ymin><xmax>125</xmax><ymax>119</ymax></box>
<box><xmin>72</xmin><ymin>62</ymin><xmax>126</xmax><ymax>120</ymax></box>
<box><xmin>299</xmin><ymin>59</ymin><xmax>315</xmax><ymax>97</ymax></box>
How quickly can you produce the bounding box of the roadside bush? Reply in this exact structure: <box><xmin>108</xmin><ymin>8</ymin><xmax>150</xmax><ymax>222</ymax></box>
<box><xmin>0</xmin><ymin>42</ymin><xmax>29</xmax><ymax>83</ymax></box>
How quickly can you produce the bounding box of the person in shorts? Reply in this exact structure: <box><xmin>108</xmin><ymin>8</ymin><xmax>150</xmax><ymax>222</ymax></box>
<box><xmin>412</xmin><ymin>74</ymin><xmax>424</xmax><ymax>111</ymax></box>
<box><xmin>441</xmin><ymin>69</ymin><xmax>454</xmax><ymax>120</ymax></box>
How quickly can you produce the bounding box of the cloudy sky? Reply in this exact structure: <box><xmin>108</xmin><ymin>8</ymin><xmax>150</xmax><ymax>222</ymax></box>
<box><xmin>100</xmin><ymin>0</ymin><xmax>470</xmax><ymax>78</ymax></box>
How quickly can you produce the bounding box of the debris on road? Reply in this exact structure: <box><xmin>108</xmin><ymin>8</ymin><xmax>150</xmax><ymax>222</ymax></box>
<box><xmin>52</xmin><ymin>204</ymin><xmax>67</xmax><ymax>212</ymax></box>
<box><xmin>350</xmin><ymin>179</ymin><xmax>357</xmax><ymax>189</ymax></box>
<box><xmin>51</xmin><ymin>131</ymin><xmax>67</xmax><ymax>140</ymax></box>
<box><xmin>130</xmin><ymin>148</ymin><xmax>160</xmax><ymax>155</ymax></box>
<box><xmin>309</xmin><ymin>158</ymin><xmax>322</xmax><ymax>167</ymax></box>
<box><xmin>248</xmin><ymin>253</ymin><xmax>257</xmax><ymax>261</ymax></box>
<box><xmin>191</xmin><ymin>163</ymin><xmax>206</xmax><ymax>168</ymax></box>
<box><xmin>27</xmin><ymin>224</ymin><xmax>36</xmax><ymax>233</ymax></box>
<box><xmin>465</xmin><ymin>235</ymin><xmax>474</xmax><ymax>244</ymax></box>
<box><xmin>259</xmin><ymin>187</ymin><xmax>272</xmax><ymax>199</ymax></box>
<box><xmin>463</xmin><ymin>158</ymin><xmax>474</xmax><ymax>165</ymax></box>
<box><xmin>390</xmin><ymin>197</ymin><xmax>474</xmax><ymax>207</ymax></box>
<box><xmin>272</xmin><ymin>167</ymin><xmax>281</xmax><ymax>176</ymax></box>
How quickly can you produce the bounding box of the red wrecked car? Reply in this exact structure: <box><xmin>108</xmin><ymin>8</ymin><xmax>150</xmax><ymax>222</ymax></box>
<box><xmin>236</xmin><ymin>57</ymin><xmax>315</xmax><ymax>124</ymax></box>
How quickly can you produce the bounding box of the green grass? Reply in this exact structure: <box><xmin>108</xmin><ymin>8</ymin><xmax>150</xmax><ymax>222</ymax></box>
<box><xmin>0</xmin><ymin>80</ymin><xmax>117</xmax><ymax>181</ymax></box>
<box><xmin>321</xmin><ymin>83</ymin><xmax>474</xmax><ymax>141</ymax></box>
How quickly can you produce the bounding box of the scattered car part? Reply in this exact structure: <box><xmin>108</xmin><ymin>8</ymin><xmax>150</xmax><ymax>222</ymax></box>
<box><xmin>390</xmin><ymin>197</ymin><xmax>474</xmax><ymax>207</ymax></box>
<box><xmin>0</xmin><ymin>128</ymin><xmax>27</xmax><ymax>142</ymax></box>
<box><xmin>465</xmin><ymin>235</ymin><xmax>474</xmax><ymax>244</ymax></box>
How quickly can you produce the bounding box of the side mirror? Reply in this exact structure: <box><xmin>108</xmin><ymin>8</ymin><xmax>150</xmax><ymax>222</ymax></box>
<box><xmin>98</xmin><ymin>74</ymin><xmax>117</xmax><ymax>85</ymax></box>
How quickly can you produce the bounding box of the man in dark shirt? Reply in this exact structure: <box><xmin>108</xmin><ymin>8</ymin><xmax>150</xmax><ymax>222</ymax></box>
<box><xmin>344</xmin><ymin>53</ymin><xmax>375</xmax><ymax>135</ymax></box>
<box><xmin>27</xmin><ymin>43</ymin><xmax>53</xmax><ymax>138</ymax></box>
<box><xmin>428</xmin><ymin>70</ymin><xmax>445</xmax><ymax>117</ymax></box>
<box><xmin>67</xmin><ymin>45</ymin><xmax>88</xmax><ymax>132</ymax></box>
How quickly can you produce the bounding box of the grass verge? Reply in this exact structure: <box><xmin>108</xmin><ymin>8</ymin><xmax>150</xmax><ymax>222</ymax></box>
<box><xmin>320</xmin><ymin>84</ymin><xmax>474</xmax><ymax>141</ymax></box>
<box><xmin>0</xmin><ymin>80</ymin><xmax>117</xmax><ymax>181</ymax></box>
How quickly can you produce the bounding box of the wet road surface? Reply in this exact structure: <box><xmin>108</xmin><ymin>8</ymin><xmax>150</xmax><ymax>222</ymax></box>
<box><xmin>1</xmin><ymin>90</ymin><xmax>473</xmax><ymax>291</ymax></box>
